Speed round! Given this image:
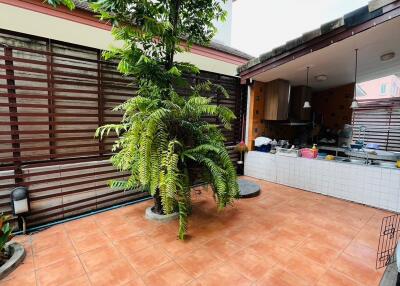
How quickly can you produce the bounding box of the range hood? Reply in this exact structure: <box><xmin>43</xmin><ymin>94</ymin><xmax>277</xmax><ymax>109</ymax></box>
<box><xmin>277</xmin><ymin>121</ymin><xmax>312</xmax><ymax>126</ymax></box>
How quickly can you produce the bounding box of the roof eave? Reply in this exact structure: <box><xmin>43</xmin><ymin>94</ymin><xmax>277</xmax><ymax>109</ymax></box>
<box><xmin>73</xmin><ymin>1</ymin><xmax>253</xmax><ymax>61</ymax></box>
<box><xmin>238</xmin><ymin>0</ymin><xmax>400</xmax><ymax>80</ymax></box>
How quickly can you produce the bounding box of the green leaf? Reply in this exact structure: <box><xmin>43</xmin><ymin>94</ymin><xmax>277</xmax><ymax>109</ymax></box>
<box><xmin>73</xmin><ymin>0</ymin><xmax>237</xmax><ymax>240</ymax></box>
<box><xmin>45</xmin><ymin>0</ymin><xmax>75</xmax><ymax>10</ymax></box>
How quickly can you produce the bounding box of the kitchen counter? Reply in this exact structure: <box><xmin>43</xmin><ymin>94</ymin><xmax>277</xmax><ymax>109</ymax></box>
<box><xmin>244</xmin><ymin>151</ymin><xmax>400</xmax><ymax>212</ymax></box>
<box><xmin>318</xmin><ymin>145</ymin><xmax>400</xmax><ymax>161</ymax></box>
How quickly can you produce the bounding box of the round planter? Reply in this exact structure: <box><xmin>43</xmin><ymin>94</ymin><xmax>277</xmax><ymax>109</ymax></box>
<box><xmin>145</xmin><ymin>207</ymin><xmax>178</xmax><ymax>222</ymax></box>
<box><xmin>238</xmin><ymin>178</ymin><xmax>261</xmax><ymax>198</ymax></box>
<box><xmin>0</xmin><ymin>242</ymin><xmax>26</xmax><ymax>280</ymax></box>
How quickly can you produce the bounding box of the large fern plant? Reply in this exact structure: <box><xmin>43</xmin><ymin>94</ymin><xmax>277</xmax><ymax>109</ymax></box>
<box><xmin>96</xmin><ymin>81</ymin><xmax>239</xmax><ymax>239</ymax></box>
<box><xmin>47</xmin><ymin>0</ymin><xmax>239</xmax><ymax>239</ymax></box>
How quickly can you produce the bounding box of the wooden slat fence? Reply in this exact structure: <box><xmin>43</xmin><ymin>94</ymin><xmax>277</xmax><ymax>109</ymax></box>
<box><xmin>352</xmin><ymin>98</ymin><xmax>400</xmax><ymax>152</ymax></box>
<box><xmin>0</xmin><ymin>30</ymin><xmax>244</xmax><ymax>227</ymax></box>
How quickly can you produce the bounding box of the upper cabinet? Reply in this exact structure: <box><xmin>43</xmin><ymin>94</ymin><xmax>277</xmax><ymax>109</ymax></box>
<box><xmin>263</xmin><ymin>79</ymin><xmax>290</xmax><ymax>120</ymax></box>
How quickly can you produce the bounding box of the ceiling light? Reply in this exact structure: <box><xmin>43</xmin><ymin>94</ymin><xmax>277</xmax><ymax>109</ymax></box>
<box><xmin>315</xmin><ymin>74</ymin><xmax>328</xmax><ymax>82</ymax></box>
<box><xmin>380</xmin><ymin>52</ymin><xmax>395</xmax><ymax>62</ymax></box>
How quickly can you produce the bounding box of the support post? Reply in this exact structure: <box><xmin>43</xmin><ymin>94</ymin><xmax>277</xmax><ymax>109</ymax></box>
<box><xmin>97</xmin><ymin>50</ymin><xmax>105</xmax><ymax>155</ymax></box>
<box><xmin>5</xmin><ymin>47</ymin><xmax>23</xmax><ymax>185</ymax></box>
<box><xmin>46</xmin><ymin>39</ymin><xmax>56</xmax><ymax>158</ymax></box>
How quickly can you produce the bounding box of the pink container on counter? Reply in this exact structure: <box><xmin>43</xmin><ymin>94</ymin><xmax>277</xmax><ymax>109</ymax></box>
<box><xmin>300</xmin><ymin>148</ymin><xmax>318</xmax><ymax>159</ymax></box>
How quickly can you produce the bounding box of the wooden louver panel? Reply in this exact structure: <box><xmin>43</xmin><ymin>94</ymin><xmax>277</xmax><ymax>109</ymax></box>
<box><xmin>352</xmin><ymin>99</ymin><xmax>400</xmax><ymax>152</ymax></box>
<box><xmin>0</xmin><ymin>30</ymin><xmax>244</xmax><ymax>227</ymax></box>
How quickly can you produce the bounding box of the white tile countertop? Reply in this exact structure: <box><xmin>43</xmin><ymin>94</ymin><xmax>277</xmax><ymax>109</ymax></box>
<box><xmin>244</xmin><ymin>151</ymin><xmax>400</xmax><ymax>212</ymax></box>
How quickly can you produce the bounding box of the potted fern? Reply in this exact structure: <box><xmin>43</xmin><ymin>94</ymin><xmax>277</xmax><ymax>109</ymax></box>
<box><xmin>0</xmin><ymin>214</ymin><xmax>26</xmax><ymax>279</ymax></box>
<box><xmin>48</xmin><ymin>0</ymin><xmax>239</xmax><ymax>239</ymax></box>
<box><xmin>0</xmin><ymin>215</ymin><xmax>13</xmax><ymax>264</ymax></box>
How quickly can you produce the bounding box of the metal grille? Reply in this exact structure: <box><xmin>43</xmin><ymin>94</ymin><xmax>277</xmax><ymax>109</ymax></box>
<box><xmin>0</xmin><ymin>29</ymin><xmax>244</xmax><ymax>227</ymax></box>
<box><xmin>377</xmin><ymin>213</ymin><xmax>400</xmax><ymax>269</ymax></box>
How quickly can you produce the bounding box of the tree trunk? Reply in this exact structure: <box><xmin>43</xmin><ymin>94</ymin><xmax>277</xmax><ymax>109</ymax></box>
<box><xmin>151</xmin><ymin>189</ymin><xmax>165</xmax><ymax>215</ymax></box>
<box><xmin>164</xmin><ymin>0</ymin><xmax>181</xmax><ymax>71</ymax></box>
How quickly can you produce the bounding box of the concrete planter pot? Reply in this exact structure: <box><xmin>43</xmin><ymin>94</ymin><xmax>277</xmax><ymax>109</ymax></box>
<box><xmin>145</xmin><ymin>207</ymin><xmax>178</xmax><ymax>222</ymax></box>
<box><xmin>0</xmin><ymin>242</ymin><xmax>26</xmax><ymax>280</ymax></box>
<box><xmin>238</xmin><ymin>178</ymin><xmax>261</xmax><ymax>198</ymax></box>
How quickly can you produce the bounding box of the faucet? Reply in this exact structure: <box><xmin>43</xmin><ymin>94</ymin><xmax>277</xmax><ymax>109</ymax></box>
<box><xmin>356</xmin><ymin>126</ymin><xmax>369</xmax><ymax>164</ymax></box>
<box><xmin>360</xmin><ymin>147</ymin><xmax>370</xmax><ymax>165</ymax></box>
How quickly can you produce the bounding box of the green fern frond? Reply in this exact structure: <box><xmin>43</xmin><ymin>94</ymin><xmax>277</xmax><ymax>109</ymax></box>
<box><xmin>47</xmin><ymin>0</ymin><xmax>239</xmax><ymax>240</ymax></box>
<box><xmin>97</xmin><ymin>80</ymin><xmax>238</xmax><ymax>239</ymax></box>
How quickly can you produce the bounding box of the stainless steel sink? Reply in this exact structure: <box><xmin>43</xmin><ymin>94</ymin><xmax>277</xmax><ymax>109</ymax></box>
<box><xmin>369</xmin><ymin>161</ymin><xmax>396</xmax><ymax>168</ymax></box>
<box><xmin>337</xmin><ymin>158</ymin><xmax>396</xmax><ymax>168</ymax></box>
<box><xmin>337</xmin><ymin>158</ymin><xmax>365</xmax><ymax>165</ymax></box>
<box><xmin>323</xmin><ymin>157</ymin><xmax>397</xmax><ymax>168</ymax></box>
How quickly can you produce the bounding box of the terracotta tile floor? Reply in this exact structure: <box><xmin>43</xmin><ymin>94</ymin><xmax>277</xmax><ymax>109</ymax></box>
<box><xmin>2</xmin><ymin>177</ymin><xmax>391</xmax><ymax>286</ymax></box>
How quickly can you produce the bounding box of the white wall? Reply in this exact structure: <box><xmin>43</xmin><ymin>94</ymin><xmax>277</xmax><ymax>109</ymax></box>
<box><xmin>0</xmin><ymin>3</ymin><xmax>240</xmax><ymax>76</ymax></box>
<box><xmin>213</xmin><ymin>0</ymin><xmax>232</xmax><ymax>45</ymax></box>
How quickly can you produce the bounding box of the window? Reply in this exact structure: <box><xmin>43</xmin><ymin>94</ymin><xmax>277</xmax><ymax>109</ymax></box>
<box><xmin>358</xmin><ymin>76</ymin><xmax>400</xmax><ymax>100</ymax></box>
<box><xmin>356</xmin><ymin>85</ymin><xmax>366</xmax><ymax>97</ymax></box>
<box><xmin>392</xmin><ymin>85</ymin><xmax>399</xmax><ymax>97</ymax></box>
<box><xmin>380</xmin><ymin>83</ymin><xmax>387</xmax><ymax>95</ymax></box>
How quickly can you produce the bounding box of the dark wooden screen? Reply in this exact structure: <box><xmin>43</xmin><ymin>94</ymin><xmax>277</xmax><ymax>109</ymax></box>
<box><xmin>0</xmin><ymin>30</ymin><xmax>244</xmax><ymax>227</ymax></box>
<box><xmin>352</xmin><ymin>98</ymin><xmax>400</xmax><ymax>152</ymax></box>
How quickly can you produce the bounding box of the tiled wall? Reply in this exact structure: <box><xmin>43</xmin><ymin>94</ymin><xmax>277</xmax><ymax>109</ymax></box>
<box><xmin>244</xmin><ymin>151</ymin><xmax>276</xmax><ymax>182</ymax></box>
<box><xmin>247</xmin><ymin>82</ymin><xmax>355</xmax><ymax>148</ymax></box>
<box><xmin>311</xmin><ymin>83</ymin><xmax>354</xmax><ymax>130</ymax></box>
<box><xmin>244</xmin><ymin>151</ymin><xmax>400</xmax><ymax>212</ymax></box>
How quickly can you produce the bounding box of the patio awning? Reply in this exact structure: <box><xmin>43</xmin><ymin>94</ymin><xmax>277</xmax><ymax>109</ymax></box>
<box><xmin>238</xmin><ymin>0</ymin><xmax>400</xmax><ymax>89</ymax></box>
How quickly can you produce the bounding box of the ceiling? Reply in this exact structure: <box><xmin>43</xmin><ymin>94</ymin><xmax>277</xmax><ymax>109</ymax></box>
<box><xmin>252</xmin><ymin>16</ymin><xmax>400</xmax><ymax>91</ymax></box>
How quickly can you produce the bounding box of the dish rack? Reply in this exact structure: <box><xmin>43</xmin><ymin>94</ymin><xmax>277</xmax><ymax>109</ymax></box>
<box><xmin>276</xmin><ymin>147</ymin><xmax>300</xmax><ymax>157</ymax></box>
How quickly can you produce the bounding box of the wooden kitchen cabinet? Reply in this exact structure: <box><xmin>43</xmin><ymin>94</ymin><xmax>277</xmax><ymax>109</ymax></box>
<box><xmin>263</xmin><ymin>79</ymin><xmax>290</xmax><ymax>120</ymax></box>
<box><xmin>290</xmin><ymin>85</ymin><xmax>311</xmax><ymax>121</ymax></box>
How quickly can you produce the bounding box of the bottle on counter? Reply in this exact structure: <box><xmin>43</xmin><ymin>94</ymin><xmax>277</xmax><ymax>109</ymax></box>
<box><xmin>312</xmin><ymin>144</ymin><xmax>318</xmax><ymax>157</ymax></box>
